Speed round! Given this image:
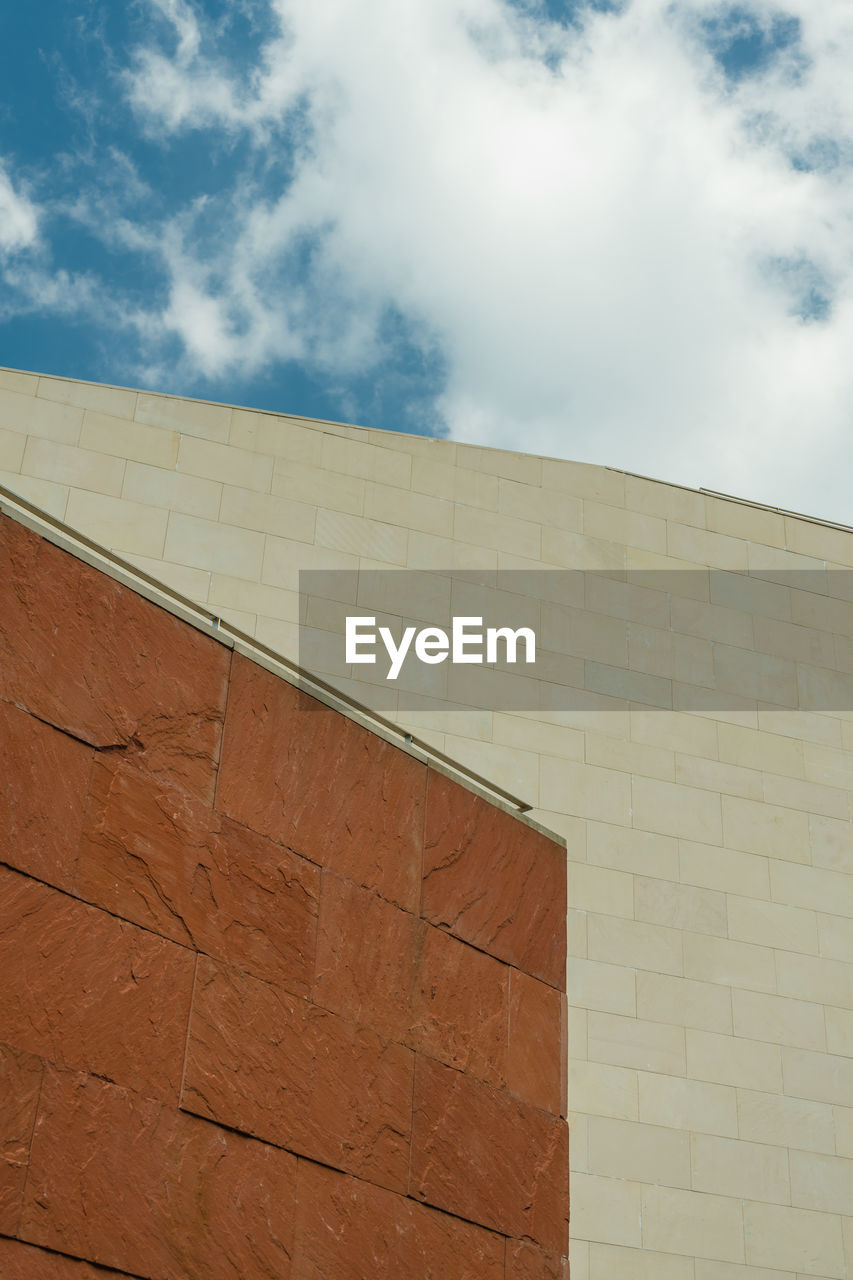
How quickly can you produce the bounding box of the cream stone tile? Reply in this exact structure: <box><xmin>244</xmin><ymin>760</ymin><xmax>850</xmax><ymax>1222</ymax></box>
<box><xmin>637</xmin><ymin>971</ymin><xmax>732</xmax><ymax>1034</ymax></box>
<box><xmin>820</xmin><ymin>913</ymin><xmax>853</xmax><ymax>962</ymax></box>
<box><xmin>825</xmin><ymin>1008</ymin><xmax>853</xmax><ymax>1058</ymax></box>
<box><xmin>368</xmin><ymin>428</ymin><xmax>454</xmax><ymax>461</ymax></box>
<box><xmin>135</xmin><ymin>392</ymin><xmax>231</xmax><ymax>442</ymax></box>
<box><xmin>587</xmin><ymin>1115</ymin><xmax>690</xmax><ymax>1188</ymax></box>
<box><xmin>777</xmin><ymin>953</ymin><xmax>853</xmax><ymax>1010</ymax></box>
<box><xmin>695</xmin><ymin>1262</ymin><xmax>790</xmax><ymax>1280</ymax></box>
<box><xmin>253</xmin><ymin>616</ymin><xmax>300</xmax><ymax>661</ymax></box>
<box><xmin>178</xmin><ymin>435</ymin><xmax>273</xmax><ymax>491</ymax></box>
<box><xmin>23</xmin><ymin>437</ymin><xmax>124</xmax><ymax>496</ymax></box>
<box><xmin>65</xmin><ymin>489</ymin><xmax>168</xmax><ymax>558</ymax></box>
<box><xmin>675</xmin><ymin>753</ymin><xmax>763</xmax><ymax>801</ymax></box>
<box><xmin>540</xmin><ymin>601</ymin><xmax>628</xmax><ymax>667</ymax></box>
<box><xmin>790</xmin><ymin>587</ymin><xmax>853</xmax><ymax>640</ymax></box>
<box><xmin>230</xmin><ymin>412</ymin><xmax>324</xmax><ymax>466</ymax></box>
<box><xmin>456</xmin><ymin>442</ymin><xmax>541</xmax><ymax>485</ymax></box>
<box><xmin>704</xmin><ymin>496</ymin><xmax>786</xmax><ymax>547</ymax></box>
<box><xmin>572</xmin><ymin>1173</ymin><xmax>643</xmax><ymax>1248</ymax></box>
<box><xmin>631</xmin><ymin>707</ymin><xmax>719</xmax><ymax>757</ymax></box>
<box><xmin>763</xmin><ymin>773</ymin><xmax>849</xmax><ymax>821</ymax></box>
<box><xmin>411</xmin><ymin>456</ymin><xmax>498</xmax><ymax>509</ymax></box>
<box><xmin>365</xmin><ymin>481</ymin><xmax>452</xmax><ymax>538</ymax></box>
<box><xmin>0</xmin><ymin>426</ymin><xmax>25</xmax><ymax>471</ymax></box>
<box><xmin>738</xmin><ymin>1088</ymin><xmax>836</xmax><ymax>1154</ymax></box>
<box><xmin>0</xmin><ymin>369</ymin><xmax>38</xmax><ymax>394</ymax></box>
<box><xmin>691</xmin><ymin>1133</ymin><xmax>790</xmax><ymax>1204</ymax></box>
<box><xmin>584</xmin><ymin>502</ymin><xmax>666</xmax><ymax>554</ymax></box>
<box><xmin>406</xmin><ymin>529</ymin><xmax>498</xmax><ymax>571</ymax></box>
<box><xmin>754</xmin><ymin>615</ymin><xmax>836</xmax><ymax>670</ymax></box>
<box><xmin>541</xmin><ymin>526</ymin><xmax>627</xmax><ymax>570</ymax></box>
<box><xmin>588</xmin><ymin>1011</ymin><xmax>686</xmax><ymax>1075</ymax></box>
<box><xmin>713</xmin><ymin>644</ymin><xmax>798</xmax><ymax>709</ymax></box>
<box><xmin>208</xmin><ymin>574</ymin><xmax>298</xmax><ymax>622</ymax></box>
<box><xmin>568</xmin><ymin>863</ymin><xmax>634</xmax><ymax>918</ymax></box>
<box><xmin>214</xmin><ymin>606</ymin><xmax>256</xmax><ymax>635</ymax></box>
<box><xmin>124</xmin><ymin>554</ymin><xmax>211</xmax><ymax>600</ymax></box>
<box><xmin>790</xmin><ymin>1150</ymin><xmax>853</xmax><ymax>1215</ymax></box>
<box><xmin>710</xmin><ymin>569</ymin><xmax>791</xmax><ymax>622</ymax></box>
<box><xmin>626</xmin><ymin>475</ymin><xmax>706</xmax><ymax>526</ymax></box>
<box><xmin>587</xmin><ymin>822</ymin><xmax>679</xmax><ymax>880</ymax></box>
<box><xmin>315</xmin><ymin>508</ymin><xmax>407</xmax><ymax>565</ymax></box>
<box><xmin>38</xmin><ymin>375</ymin><xmax>136</xmax><ymax>419</ymax></box>
<box><xmin>219</xmin><ymin>484</ymin><xmax>315</xmax><ymax>544</ymax></box>
<box><xmin>635</xmin><ymin>876</ymin><xmax>727</xmax><ymax>936</ymax></box>
<box><xmin>642</xmin><ymin>1185</ymin><xmax>744</xmax><ymax>1262</ymax></box>
<box><xmin>543</xmin><ymin>458</ymin><xmax>625</xmax><ymax>504</ymax></box>
<box><xmin>687</xmin><ymin>1029</ymin><xmax>782</xmax><ymax>1092</ymax></box>
<box><xmin>586</xmin><ymin>574</ymin><xmax>670</xmax><ymax>629</ymax></box>
<box><xmin>679</xmin><ymin>841</ymin><xmax>770</xmax><ymax>900</ymax></box>
<box><xmin>638</xmin><ymin>1070</ymin><xmax>738</xmax><ymax>1136</ymax></box>
<box><xmin>717</xmin><ymin>722</ymin><xmax>804</xmax><ymax>778</ymax></box>
<box><xmin>771</xmin><ymin>862</ymin><xmax>853</xmax><ymax>919</ymax></box>
<box><xmin>785</xmin><ymin>515</ymin><xmax>853</xmax><ymax>566</ymax></box>
<box><xmin>0</xmin><ymin>389</ymin><xmax>83</xmax><ymax>445</ymax></box>
<box><xmin>743</xmin><ymin>1201</ymin><xmax>845</xmax><ymax>1277</ymax></box>
<box><xmin>122</xmin><ymin>461</ymin><xmax>222</xmax><ymax>520</ymax></box>
<box><xmin>747</xmin><ymin>541</ymin><xmax>829</xmax><ymax>578</ymax></box>
<box><xmin>452</xmin><ymin>502</ymin><xmax>541</xmax><ymax>559</ymax></box>
<box><xmin>836</xmin><ymin>1103</ymin><xmax>853</xmax><ymax>1156</ymax></box>
<box><xmin>809</xmin><ymin>814</ymin><xmax>853</xmax><ymax>871</ymax></box>
<box><xmin>722</xmin><ymin>796</ymin><xmax>810</xmax><ymax>862</ymax></box>
<box><xmin>670</xmin><ymin>596</ymin><xmax>753</xmax><ymax>648</ymax></box>
<box><xmin>164</xmin><ymin>511</ymin><xmax>264</xmax><ymax>579</ymax></box>
<box><xmin>803</xmin><ymin>741</ymin><xmax>853</xmax><ymax>791</ymax></box>
<box><xmin>441</xmin><ymin>735</ymin><xmax>538</xmax><ymax>802</ymax></box>
<box><xmin>0</xmin><ymin>471</ymin><xmax>69</xmax><ymax>519</ymax></box>
<box><xmin>783</xmin><ymin>1047</ymin><xmax>853</xmax><ymax>1106</ymax></box>
<box><xmin>588</xmin><ymin>915</ymin><xmax>683</xmax><ymax>976</ymax></box>
<box><xmin>758</xmin><ymin>708</ymin><xmax>842</xmax><ymax>749</ymax></box>
<box><xmin>79</xmin><ymin>409</ymin><xmax>178</xmax><ymax>469</ymax></box>
<box><xmin>629</xmin><ymin>624</ymin><xmax>714</xmax><ymax>689</ymax></box>
<box><xmin>567</xmin><ymin>956</ymin><xmax>637</xmax><ymax>1016</ymax></box>
<box><xmin>321</xmin><ymin>433</ymin><xmax>412</xmax><ymax>488</ymax></box>
<box><xmin>570</xmin><ymin>1109</ymin><xmax>590</xmax><ymax>1171</ymax></box>
<box><xmin>492</xmin><ymin>712</ymin><xmax>584</xmax><ymax>760</ymax></box>
<box><xmin>589</xmin><ymin>1242</ymin><xmax>694</xmax><ymax>1280</ymax></box>
<box><xmin>625</xmin><ymin>549</ymin><xmax>714</xmax><ymax>590</ymax></box>
<box><xmin>683</xmin><ymin>933</ymin><xmax>776</xmax><ymax>994</ymax></box>
<box><xmin>498</xmin><ymin>477</ymin><xmax>582</xmax><ymax>531</ymax></box>
<box><xmin>569</xmin><ymin>1059</ymin><xmax>639</xmax><ymax>1121</ymax></box>
<box><xmin>570</xmin><ymin>1240</ymin><xmax>589</xmax><ymax>1280</ymax></box>
<box><xmin>568</xmin><ymin>908</ymin><xmax>589</xmax><ymax>961</ymax></box>
<box><xmin>732</xmin><ymin>990</ymin><xmax>826</xmax><ymax>1051</ymax></box>
<box><xmin>667</xmin><ymin>523</ymin><xmax>749</xmax><ymax>570</ymax></box>
<box><xmin>728</xmin><ymin>896</ymin><xmax>818</xmax><ymax>955</ymax></box>
<box><xmin>274</xmin><ymin>458</ymin><xmax>364</xmax><ymax>514</ymax></box>
<box><xmin>540</xmin><ymin>757</ymin><xmax>632</xmax><ymax>824</ymax></box>
<box><xmin>633</xmin><ymin>777</ymin><xmax>722</xmax><ymax>843</ymax></box>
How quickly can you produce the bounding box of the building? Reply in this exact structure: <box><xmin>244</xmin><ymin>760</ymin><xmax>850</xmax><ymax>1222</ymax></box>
<box><xmin>1</xmin><ymin>366</ymin><xmax>852</xmax><ymax>1280</ymax></box>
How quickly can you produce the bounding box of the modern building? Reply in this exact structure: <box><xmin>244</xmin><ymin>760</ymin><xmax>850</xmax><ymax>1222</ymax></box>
<box><xmin>1</xmin><ymin>366</ymin><xmax>853</xmax><ymax>1280</ymax></box>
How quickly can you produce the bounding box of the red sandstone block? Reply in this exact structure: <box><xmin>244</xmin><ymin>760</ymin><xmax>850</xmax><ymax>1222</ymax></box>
<box><xmin>0</xmin><ymin>866</ymin><xmax>195</xmax><ymax>1102</ymax></box>
<box><xmin>0</xmin><ymin>1238</ymin><xmax>133</xmax><ymax>1279</ymax></box>
<box><xmin>422</xmin><ymin>771</ymin><xmax>567</xmax><ymax>988</ymax></box>
<box><xmin>0</xmin><ymin>515</ymin><xmax>228</xmax><ymax>800</ymax></box>
<box><xmin>183</xmin><ymin>956</ymin><xmax>414</xmax><ymax>1193</ymax></box>
<box><xmin>410</xmin><ymin>1055</ymin><xmax>569</xmax><ymax>1253</ymax></box>
<box><xmin>506</xmin><ymin>1240</ymin><xmax>569</xmax><ymax>1280</ymax></box>
<box><xmin>0</xmin><ymin>700</ymin><xmax>92</xmax><ymax>892</ymax></box>
<box><xmin>77</xmin><ymin>757</ymin><xmax>320</xmax><ymax>993</ymax></box>
<box><xmin>314</xmin><ymin>873</ymin><xmax>508</xmax><ymax>1085</ymax></box>
<box><xmin>20</xmin><ymin>1067</ymin><xmax>297</xmax><ymax>1279</ymax></box>
<box><xmin>0</xmin><ymin>1042</ymin><xmax>42</xmax><ymax>1235</ymax></box>
<box><xmin>216</xmin><ymin>656</ymin><xmax>426</xmax><ymax>910</ymax></box>
<box><xmin>507</xmin><ymin>967</ymin><xmax>564</xmax><ymax>1115</ymax></box>
<box><xmin>292</xmin><ymin>1158</ymin><xmax>505</xmax><ymax>1280</ymax></box>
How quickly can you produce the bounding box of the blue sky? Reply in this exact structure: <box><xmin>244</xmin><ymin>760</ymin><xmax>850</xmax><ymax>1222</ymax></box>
<box><xmin>2</xmin><ymin>0</ymin><xmax>853</xmax><ymax>520</ymax></box>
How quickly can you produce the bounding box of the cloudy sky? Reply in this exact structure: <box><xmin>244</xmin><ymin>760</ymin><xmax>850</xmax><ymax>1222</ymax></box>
<box><xmin>2</xmin><ymin>1</ymin><xmax>852</xmax><ymax>520</ymax></box>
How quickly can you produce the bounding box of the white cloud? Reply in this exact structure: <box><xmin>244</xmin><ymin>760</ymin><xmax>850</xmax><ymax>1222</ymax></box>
<box><xmin>0</xmin><ymin>163</ymin><xmax>39</xmax><ymax>254</ymax></box>
<box><xmin>116</xmin><ymin>0</ymin><xmax>853</xmax><ymax>519</ymax></box>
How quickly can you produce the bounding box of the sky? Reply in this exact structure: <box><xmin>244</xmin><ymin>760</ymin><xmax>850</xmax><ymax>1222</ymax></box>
<box><xmin>1</xmin><ymin>0</ymin><xmax>853</xmax><ymax>522</ymax></box>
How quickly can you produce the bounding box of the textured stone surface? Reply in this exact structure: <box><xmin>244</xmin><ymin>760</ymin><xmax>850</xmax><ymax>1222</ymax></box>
<box><xmin>505</xmin><ymin>1240</ymin><xmax>569</xmax><ymax>1279</ymax></box>
<box><xmin>0</xmin><ymin>699</ymin><xmax>92</xmax><ymax>891</ymax></box>
<box><xmin>183</xmin><ymin>956</ymin><xmax>414</xmax><ymax>1192</ymax></box>
<box><xmin>0</xmin><ymin>1238</ymin><xmax>133</xmax><ymax>1279</ymax></box>
<box><xmin>410</xmin><ymin>1055</ymin><xmax>569</xmax><ymax>1252</ymax></box>
<box><xmin>0</xmin><ymin>867</ymin><xmax>194</xmax><ymax>1101</ymax></box>
<box><xmin>0</xmin><ymin>1042</ymin><xmax>42</xmax><ymax>1235</ymax></box>
<box><xmin>0</xmin><ymin>515</ymin><xmax>229</xmax><ymax>799</ymax></box>
<box><xmin>422</xmin><ymin>771</ymin><xmax>566</xmax><ymax>988</ymax></box>
<box><xmin>78</xmin><ymin>757</ymin><xmax>320</xmax><ymax>992</ymax></box>
<box><xmin>507</xmin><ymin>967</ymin><xmax>564</xmax><ymax>1115</ymax></box>
<box><xmin>20</xmin><ymin>1067</ymin><xmax>297</xmax><ymax>1280</ymax></box>
<box><xmin>313</xmin><ymin>873</ymin><xmax>508</xmax><ymax>1085</ymax></box>
<box><xmin>216</xmin><ymin>656</ymin><xmax>426</xmax><ymax>909</ymax></box>
<box><xmin>292</xmin><ymin>1158</ymin><xmax>505</xmax><ymax>1280</ymax></box>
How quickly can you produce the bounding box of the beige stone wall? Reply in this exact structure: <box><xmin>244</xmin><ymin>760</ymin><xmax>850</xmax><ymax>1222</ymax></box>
<box><xmin>2</xmin><ymin>365</ymin><xmax>853</xmax><ymax>1280</ymax></box>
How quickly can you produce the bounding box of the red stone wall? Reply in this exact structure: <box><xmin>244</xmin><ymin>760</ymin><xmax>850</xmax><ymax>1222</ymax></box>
<box><xmin>0</xmin><ymin>512</ymin><xmax>569</xmax><ymax>1279</ymax></box>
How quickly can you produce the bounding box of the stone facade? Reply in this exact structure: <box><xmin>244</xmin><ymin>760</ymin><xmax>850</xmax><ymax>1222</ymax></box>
<box><xmin>0</xmin><ymin>510</ymin><xmax>568</xmax><ymax>1278</ymax></box>
<box><xmin>2</xmin><ymin>366</ymin><xmax>853</xmax><ymax>1279</ymax></box>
